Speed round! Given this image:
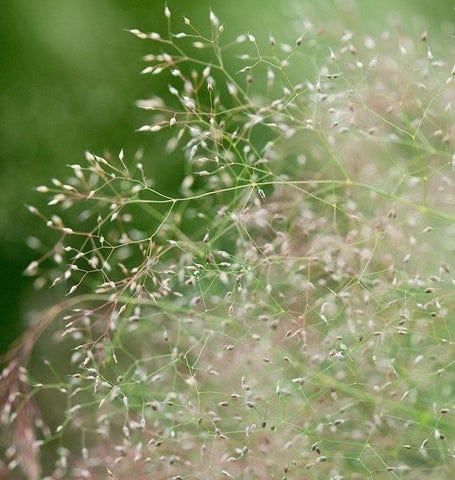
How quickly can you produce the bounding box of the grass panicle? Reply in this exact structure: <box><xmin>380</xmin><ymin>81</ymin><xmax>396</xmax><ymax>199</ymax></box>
<box><xmin>1</xmin><ymin>4</ymin><xmax>454</xmax><ymax>479</ymax></box>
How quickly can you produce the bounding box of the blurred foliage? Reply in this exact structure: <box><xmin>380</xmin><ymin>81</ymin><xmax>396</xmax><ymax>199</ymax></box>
<box><xmin>0</xmin><ymin>0</ymin><xmax>453</xmax><ymax>353</ymax></box>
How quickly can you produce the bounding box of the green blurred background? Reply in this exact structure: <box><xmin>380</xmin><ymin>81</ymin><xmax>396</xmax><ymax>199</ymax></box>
<box><xmin>0</xmin><ymin>0</ymin><xmax>453</xmax><ymax>354</ymax></box>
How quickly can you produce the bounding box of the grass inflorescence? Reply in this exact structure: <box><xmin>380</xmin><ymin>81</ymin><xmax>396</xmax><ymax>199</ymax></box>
<box><xmin>1</xmin><ymin>4</ymin><xmax>454</xmax><ymax>479</ymax></box>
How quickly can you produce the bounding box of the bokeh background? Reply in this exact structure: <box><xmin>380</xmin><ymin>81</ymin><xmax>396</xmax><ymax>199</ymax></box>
<box><xmin>0</xmin><ymin>0</ymin><xmax>453</xmax><ymax>354</ymax></box>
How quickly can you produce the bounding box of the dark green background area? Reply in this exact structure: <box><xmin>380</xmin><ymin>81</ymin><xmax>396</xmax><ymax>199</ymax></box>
<box><xmin>0</xmin><ymin>0</ymin><xmax>452</xmax><ymax>354</ymax></box>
